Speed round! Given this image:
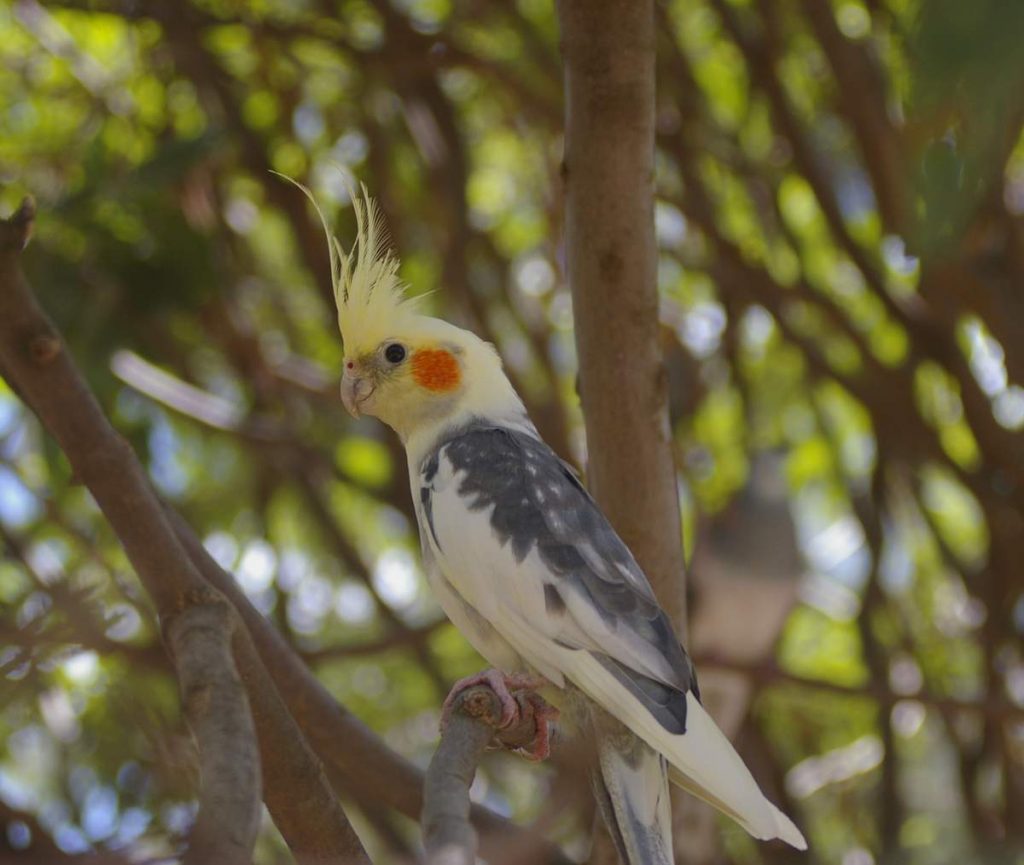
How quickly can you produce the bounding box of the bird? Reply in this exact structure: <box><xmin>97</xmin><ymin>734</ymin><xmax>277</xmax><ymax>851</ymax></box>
<box><xmin>292</xmin><ymin>177</ymin><xmax>808</xmax><ymax>863</ymax></box>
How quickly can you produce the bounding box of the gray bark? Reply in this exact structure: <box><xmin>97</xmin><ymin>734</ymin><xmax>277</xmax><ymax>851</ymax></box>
<box><xmin>422</xmin><ymin>687</ymin><xmax>554</xmax><ymax>865</ymax></box>
<box><xmin>167</xmin><ymin>600</ymin><xmax>262</xmax><ymax>865</ymax></box>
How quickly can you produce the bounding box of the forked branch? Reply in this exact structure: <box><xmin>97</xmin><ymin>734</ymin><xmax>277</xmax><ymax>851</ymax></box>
<box><xmin>0</xmin><ymin>199</ymin><xmax>369</xmax><ymax>865</ymax></box>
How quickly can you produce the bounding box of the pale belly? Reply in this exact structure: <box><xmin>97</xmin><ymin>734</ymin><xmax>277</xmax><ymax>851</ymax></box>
<box><xmin>409</xmin><ymin>444</ymin><xmax>565</xmax><ymax>685</ymax></box>
<box><xmin>414</xmin><ymin>517</ymin><xmax>523</xmax><ymax>672</ymax></box>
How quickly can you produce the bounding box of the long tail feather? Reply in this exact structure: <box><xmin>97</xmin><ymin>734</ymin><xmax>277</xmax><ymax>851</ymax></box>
<box><xmin>592</xmin><ymin>714</ymin><xmax>674</xmax><ymax>865</ymax></box>
<box><xmin>563</xmin><ymin>650</ymin><xmax>808</xmax><ymax>851</ymax></box>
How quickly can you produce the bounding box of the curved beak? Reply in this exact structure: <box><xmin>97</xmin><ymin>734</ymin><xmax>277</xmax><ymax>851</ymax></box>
<box><xmin>340</xmin><ymin>368</ymin><xmax>373</xmax><ymax>418</ymax></box>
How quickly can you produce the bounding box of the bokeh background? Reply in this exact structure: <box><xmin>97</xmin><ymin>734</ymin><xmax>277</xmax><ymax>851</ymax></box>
<box><xmin>1</xmin><ymin>0</ymin><xmax>1023</xmax><ymax>863</ymax></box>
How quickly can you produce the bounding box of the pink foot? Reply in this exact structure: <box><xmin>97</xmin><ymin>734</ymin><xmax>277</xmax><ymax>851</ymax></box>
<box><xmin>516</xmin><ymin>692</ymin><xmax>560</xmax><ymax>762</ymax></box>
<box><xmin>441</xmin><ymin>669</ymin><xmax>543</xmax><ymax>730</ymax></box>
<box><xmin>440</xmin><ymin>669</ymin><xmax>558</xmax><ymax>760</ymax></box>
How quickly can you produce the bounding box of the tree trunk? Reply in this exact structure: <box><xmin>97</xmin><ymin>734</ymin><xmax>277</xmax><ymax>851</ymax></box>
<box><xmin>557</xmin><ymin>0</ymin><xmax>687</xmax><ymax>629</ymax></box>
<box><xmin>558</xmin><ymin>2</ymin><xmax>689</xmax><ymax>863</ymax></box>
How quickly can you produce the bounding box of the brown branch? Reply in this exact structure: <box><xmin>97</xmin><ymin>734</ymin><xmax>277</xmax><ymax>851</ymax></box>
<box><xmin>300</xmin><ymin>618</ymin><xmax>447</xmax><ymax>664</ymax></box>
<box><xmin>693</xmin><ymin>653</ymin><xmax>1024</xmax><ymax>721</ymax></box>
<box><xmin>171</xmin><ymin>522</ymin><xmax>378</xmax><ymax>865</ymax></box>
<box><xmin>422</xmin><ymin>685</ymin><xmax>547</xmax><ymax>865</ymax></box>
<box><xmin>0</xmin><ymin>200</ymin><xmax>371</xmax><ymax>865</ymax></box>
<box><xmin>558</xmin><ymin>0</ymin><xmax>687</xmax><ymax>628</ymax></box>
<box><xmin>166</xmin><ymin>598</ymin><xmax>261</xmax><ymax>865</ymax></box>
<box><xmin>170</xmin><ymin>515</ymin><xmax>573</xmax><ymax>865</ymax></box>
<box><xmin>795</xmin><ymin>0</ymin><xmax>905</xmax><ymax>231</ymax></box>
<box><xmin>0</xmin><ymin>201</ymin><xmax>204</xmax><ymax>616</ymax></box>
<box><xmin>559</xmin><ymin>6</ymin><xmax>695</xmax><ymax>863</ymax></box>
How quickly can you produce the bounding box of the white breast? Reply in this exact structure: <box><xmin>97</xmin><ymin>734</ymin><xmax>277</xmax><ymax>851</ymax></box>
<box><xmin>411</xmin><ymin>450</ymin><xmax>566</xmax><ymax>684</ymax></box>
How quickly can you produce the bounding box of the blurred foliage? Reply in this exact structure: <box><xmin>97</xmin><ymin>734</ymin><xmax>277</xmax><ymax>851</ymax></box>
<box><xmin>1</xmin><ymin>0</ymin><xmax>1023</xmax><ymax>863</ymax></box>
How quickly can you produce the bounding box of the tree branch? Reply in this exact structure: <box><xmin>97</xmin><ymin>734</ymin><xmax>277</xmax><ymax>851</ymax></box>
<box><xmin>422</xmin><ymin>685</ymin><xmax>547</xmax><ymax>865</ymax></box>
<box><xmin>0</xmin><ymin>200</ymin><xmax>205</xmax><ymax>616</ymax></box>
<box><xmin>693</xmin><ymin>652</ymin><xmax>1024</xmax><ymax>721</ymax></box>
<box><xmin>0</xmin><ymin>199</ymin><xmax>370</xmax><ymax>865</ymax></box>
<box><xmin>558</xmin><ymin>5</ymin><xmax>691</xmax><ymax>863</ymax></box>
<box><xmin>171</xmin><ymin>506</ymin><xmax>573</xmax><ymax>865</ymax></box>
<box><xmin>795</xmin><ymin>0</ymin><xmax>905</xmax><ymax>231</ymax></box>
<box><xmin>165</xmin><ymin>598</ymin><xmax>261</xmax><ymax>865</ymax></box>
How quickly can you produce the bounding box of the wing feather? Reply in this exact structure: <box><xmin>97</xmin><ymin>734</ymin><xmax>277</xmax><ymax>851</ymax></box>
<box><xmin>437</xmin><ymin>426</ymin><xmax>695</xmax><ymax>699</ymax></box>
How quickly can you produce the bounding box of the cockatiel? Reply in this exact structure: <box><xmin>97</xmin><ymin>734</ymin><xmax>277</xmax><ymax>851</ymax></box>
<box><xmin>298</xmin><ymin>180</ymin><xmax>807</xmax><ymax>863</ymax></box>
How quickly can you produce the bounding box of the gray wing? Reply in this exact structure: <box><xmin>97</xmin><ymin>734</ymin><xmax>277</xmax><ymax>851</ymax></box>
<box><xmin>436</xmin><ymin>425</ymin><xmax>701</xmax><ymax>734</ymax></box>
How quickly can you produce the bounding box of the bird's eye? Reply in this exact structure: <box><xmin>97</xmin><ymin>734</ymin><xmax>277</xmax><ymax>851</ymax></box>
<box><xmin>384</xmin><ymin>343</ymin><xmax>406</xmax><ymax>364</ymax></box>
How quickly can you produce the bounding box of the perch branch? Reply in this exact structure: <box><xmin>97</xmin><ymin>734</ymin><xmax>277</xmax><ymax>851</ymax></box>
<box><xmin>422</xmin><ymin>685</ymin><xmax>546</xmax><ymax>865</ymax></box>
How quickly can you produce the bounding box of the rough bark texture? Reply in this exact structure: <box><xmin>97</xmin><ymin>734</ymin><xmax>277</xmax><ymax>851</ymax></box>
<box><xmin>557</xmin><ymin>0</ymin><xmax>687</xmax><ymax>630</ymax></box>
<box><xmin>422</xmin><ymin>687</ymin><xmax>557</xmax><ymax>865</ymax></box>
<box><xmin>167</xmin><ymin>600</ymin><xmax>261</xmax><ymax>865</ymax></box>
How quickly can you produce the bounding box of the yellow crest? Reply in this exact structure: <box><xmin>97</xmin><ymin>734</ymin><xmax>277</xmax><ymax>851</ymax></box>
<box><xmin>277</xmin><ymin>172</ymin><xmax>423</xmax><ymax>354</ymax></box>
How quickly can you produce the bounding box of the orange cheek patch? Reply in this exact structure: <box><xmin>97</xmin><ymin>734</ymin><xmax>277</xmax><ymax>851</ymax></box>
<box><xmin>411</xmin><ymin>348</ymin><xmax>461</xmax><ymax>392</ymax></box>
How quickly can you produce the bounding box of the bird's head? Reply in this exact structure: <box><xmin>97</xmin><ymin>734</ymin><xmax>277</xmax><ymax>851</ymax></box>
<box><xmin>289</xmin><ymin>177</ymin><xmax>525</xmax><ymax>445</ymax></box>
<box><xmin>338</xmin><ymin>310</ymin><xmax>511</xmax><ymax>443</ymax></box>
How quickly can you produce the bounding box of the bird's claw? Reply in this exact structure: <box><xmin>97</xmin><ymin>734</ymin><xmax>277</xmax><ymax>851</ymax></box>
<box><xmin>441</xmin><ymin>669</ymin><xmax>524</xmax><ymax>729</ymax></box>
<box><xmin>440</xmin><ymin>668</ymin><xmax>558</xmax><ymax>760</ymax></box>
<box><xmin>514</xmin><ymin>691</ymin><xmax>559</xmax><ymax>761</ymax></box>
